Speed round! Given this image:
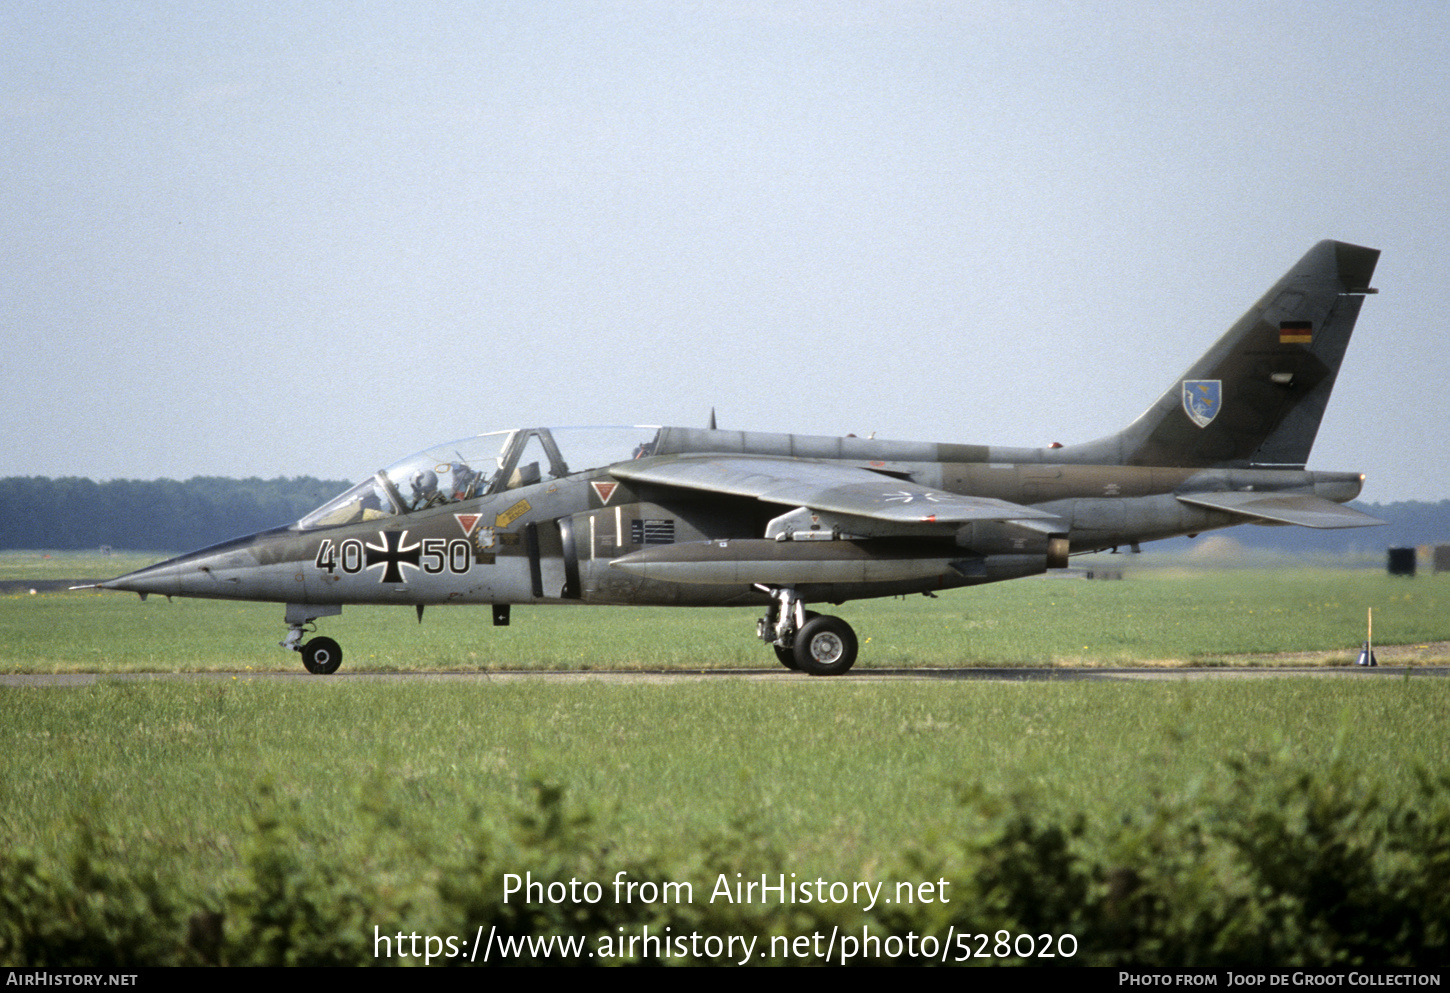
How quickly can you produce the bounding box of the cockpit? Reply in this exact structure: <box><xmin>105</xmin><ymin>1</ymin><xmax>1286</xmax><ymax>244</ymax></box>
<box><xmin>297</xmin><ymin>426</ymin><xmax>661</xmax><ymax>530</ymax></box>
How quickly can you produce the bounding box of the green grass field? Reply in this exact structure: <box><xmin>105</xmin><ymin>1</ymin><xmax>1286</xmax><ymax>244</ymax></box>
<box><xmin>0</xmin><ymin>549</ymin><xmax>161</xmax><ymax>583</ymax></box>
<box><xmin>4</xmin><ymin>677</ymin><xmax>1447</xmax><ymax>876</ymax></box>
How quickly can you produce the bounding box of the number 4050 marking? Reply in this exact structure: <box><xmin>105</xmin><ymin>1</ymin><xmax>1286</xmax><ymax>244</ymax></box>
<box><xmin>313</xmin><ymin>538</ymin><xmax>471</xmax><ymax>576</ymax></box>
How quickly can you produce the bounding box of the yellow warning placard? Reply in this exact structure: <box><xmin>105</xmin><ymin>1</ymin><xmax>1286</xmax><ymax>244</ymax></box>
<box><xmin>495</xmin><ymin>499</ymin><xmax>531</xmax><ymax>528</ymax></box>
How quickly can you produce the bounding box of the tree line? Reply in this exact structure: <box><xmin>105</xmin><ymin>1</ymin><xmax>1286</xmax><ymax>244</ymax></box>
<box><xmin>0</xmin><ymin>476</ymin><xmax>350</xmax><ymax>552</ymax></box>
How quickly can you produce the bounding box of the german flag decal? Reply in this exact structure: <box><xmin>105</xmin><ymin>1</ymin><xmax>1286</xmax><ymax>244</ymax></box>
<box><xmin>1280</xmin><ymin>320</ymin><xmax>1313</xmax><ymax>344</ymax></box>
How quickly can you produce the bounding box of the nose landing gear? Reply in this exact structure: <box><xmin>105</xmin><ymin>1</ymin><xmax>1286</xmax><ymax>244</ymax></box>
<box><xmin>282</xmin><ymin>603</ymin><xmax>345</xmax><ymax>675</ymax></box>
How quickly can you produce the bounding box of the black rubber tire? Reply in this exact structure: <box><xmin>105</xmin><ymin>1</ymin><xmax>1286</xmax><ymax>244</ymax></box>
<box><xmin>301</xmin><ymin>636</ymin><xmax>343</xmax><ymax>675</ymax></box>
<box><xmin>774</xmin><ymin>644</ymin><xmax>800</xmax><ymax>670</ymax></box>
<box><xmin>770</xmin><ymin>610</ymin><xmax>816</xmax><ymax>670</ymax></box>
<box><xmin>792</xmin><ymin>615</ymin><xmax>858</xmax><ymax>676</ymax></box>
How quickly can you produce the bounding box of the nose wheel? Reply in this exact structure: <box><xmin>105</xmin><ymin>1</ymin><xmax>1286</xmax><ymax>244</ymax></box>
<box><xmin>282</xmin><ymin>604</ymin><xmax>345</xmax><ymax>675</ymax></box>
<box><xmin>300</xmin><ymin>636</ymin><xmax>343</xmax><ymax>675</ymax></box>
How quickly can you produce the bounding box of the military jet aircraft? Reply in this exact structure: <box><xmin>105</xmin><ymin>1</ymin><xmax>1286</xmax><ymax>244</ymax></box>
<box><xmin>89</xmin><ymin>240</ymin><xmax>1382</xmax><ymax>675</ymax></box>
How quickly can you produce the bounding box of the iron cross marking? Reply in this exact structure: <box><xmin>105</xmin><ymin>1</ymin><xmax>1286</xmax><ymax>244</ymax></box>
<box><xmin>365</xmin><ymin>530</ymin><xmax>422</xmax><ymax>583</ymax></box>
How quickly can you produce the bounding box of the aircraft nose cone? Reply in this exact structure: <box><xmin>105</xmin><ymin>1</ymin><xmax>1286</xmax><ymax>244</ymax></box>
<box><xmin>101</xmin><ymin>551</ymin><xmax>208</xmax><ymax>598</ymax></box>
<box><xmin>96</xmin><ymin>527</ymin><xmax>293</xmax><ymax>600</ymax></box>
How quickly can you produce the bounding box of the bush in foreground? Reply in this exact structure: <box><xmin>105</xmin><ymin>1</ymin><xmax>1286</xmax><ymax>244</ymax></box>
<box><xmin>2</xmin><ymin>756</ymin><xmax>1446</xmax><ymax>966</ymax></box>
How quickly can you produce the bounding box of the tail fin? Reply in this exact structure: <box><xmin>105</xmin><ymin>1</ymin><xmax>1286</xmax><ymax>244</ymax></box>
<box><xmin>1065</xmin><ymin>240</ymin><xmax>1379</xmax><ymax>468</ymax></box>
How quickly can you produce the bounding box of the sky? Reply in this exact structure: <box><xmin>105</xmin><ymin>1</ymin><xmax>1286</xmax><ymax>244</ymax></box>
<box><xmin>4</xmin><ymin>1</ymin><xmax>1448</xmax><ymax>501</ymax></box>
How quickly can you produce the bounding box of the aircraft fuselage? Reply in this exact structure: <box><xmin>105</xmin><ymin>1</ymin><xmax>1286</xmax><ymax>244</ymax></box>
<box><xmin>104</xmin><ymin>433</ymin><xmax>1365</xmax><ymax>610</ymax></box>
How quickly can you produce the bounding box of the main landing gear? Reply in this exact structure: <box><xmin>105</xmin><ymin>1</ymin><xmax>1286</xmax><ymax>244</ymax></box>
<box><xmin>756</xmin><ymin>586</ymin><xmax>859</xmax><ymax>676</ymax></box>
<box><xmin>282</xmin><ymin>604</ymin><xmax>344</xmax><ymax>675</ymax></box>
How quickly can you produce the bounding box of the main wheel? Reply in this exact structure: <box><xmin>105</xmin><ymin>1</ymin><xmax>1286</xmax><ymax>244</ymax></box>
<box><xmin>792</xmin><ymin>615</ymin><xmax>858</xmax><ymax>676</ymax></box>
<box><xmin>301</xmin><ymin>636</ymin><xmax>343</xmax><ymax>675</ymax></box>
<box><xmin>774</xmin><ymin>644</ymin><xmax>800</xmax><ymax>670</ymax></box>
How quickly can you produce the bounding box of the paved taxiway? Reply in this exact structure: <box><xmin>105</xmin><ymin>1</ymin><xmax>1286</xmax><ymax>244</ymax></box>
<box><xmin>3</xmin><ymin>665</ymin><xmax>1446</xmax><ymax>687</ymax></box>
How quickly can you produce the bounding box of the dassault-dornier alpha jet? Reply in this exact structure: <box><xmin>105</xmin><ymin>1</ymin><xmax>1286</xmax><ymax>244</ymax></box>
<box><xmin>88</xmin><ymin>240</ymin><xmax>1383</xmax><ymax>675</ymax></box>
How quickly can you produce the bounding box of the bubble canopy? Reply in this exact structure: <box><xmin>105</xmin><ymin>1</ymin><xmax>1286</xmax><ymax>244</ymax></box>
<box><xmin>296</xmin><ymin>426</ymin><xmax>661</xmax><ymax>531</ymax></box>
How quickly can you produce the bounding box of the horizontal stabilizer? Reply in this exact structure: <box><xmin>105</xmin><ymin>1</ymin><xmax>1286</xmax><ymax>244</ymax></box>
<box><xmin>614</xmin><ymin>456</ymin><xmax>1060</xmax><ymax>525</ymax></box>
<box><xmin>1175</xmin><ymin>491</ymin><xmax>1384</xmax><ymax>529</ymax></box>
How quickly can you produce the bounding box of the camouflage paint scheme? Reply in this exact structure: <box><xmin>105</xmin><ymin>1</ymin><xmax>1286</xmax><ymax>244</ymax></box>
<box><xmin>93</xmin><ymin>241</ymin><xmax>1381</xmax><ymax>675</ymax></box>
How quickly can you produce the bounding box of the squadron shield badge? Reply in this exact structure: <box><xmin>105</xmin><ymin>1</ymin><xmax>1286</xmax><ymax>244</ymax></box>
<box><xmin>1182</xmin><ymin>379</ymin><xmax>1222</xmax><ymax>428</ymax></box>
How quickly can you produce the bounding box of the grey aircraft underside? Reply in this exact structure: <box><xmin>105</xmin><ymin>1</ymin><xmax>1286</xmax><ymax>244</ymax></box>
<box><xmin>87</xmin><ymin>240</ymin><xmax>1382</xmax><ymax>675</ymax></box>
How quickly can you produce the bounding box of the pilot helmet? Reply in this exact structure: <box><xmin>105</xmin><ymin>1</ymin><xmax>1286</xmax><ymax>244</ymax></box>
<box><xmin>410</xmin><ymin>468</ymin><xmax>439</xmax><ymax>498</ymax></box>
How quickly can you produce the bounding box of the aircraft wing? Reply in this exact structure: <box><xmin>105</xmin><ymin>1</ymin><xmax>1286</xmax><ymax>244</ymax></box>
<box><xmin>611</xmin><ymin>456</ymin><xmax>1059</xmax><ymax>525</ymax></box>
<box><xmin>1175</xmin><ymin>491</ymin><xmax>1385</xmax><ymax>529</ymax></box>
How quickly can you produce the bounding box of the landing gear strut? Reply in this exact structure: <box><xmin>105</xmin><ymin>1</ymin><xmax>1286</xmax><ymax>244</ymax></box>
<box><xmin>756</xmin><ymin>586</ymin><xmax>858</xmax><ymax>676</ymax></box>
